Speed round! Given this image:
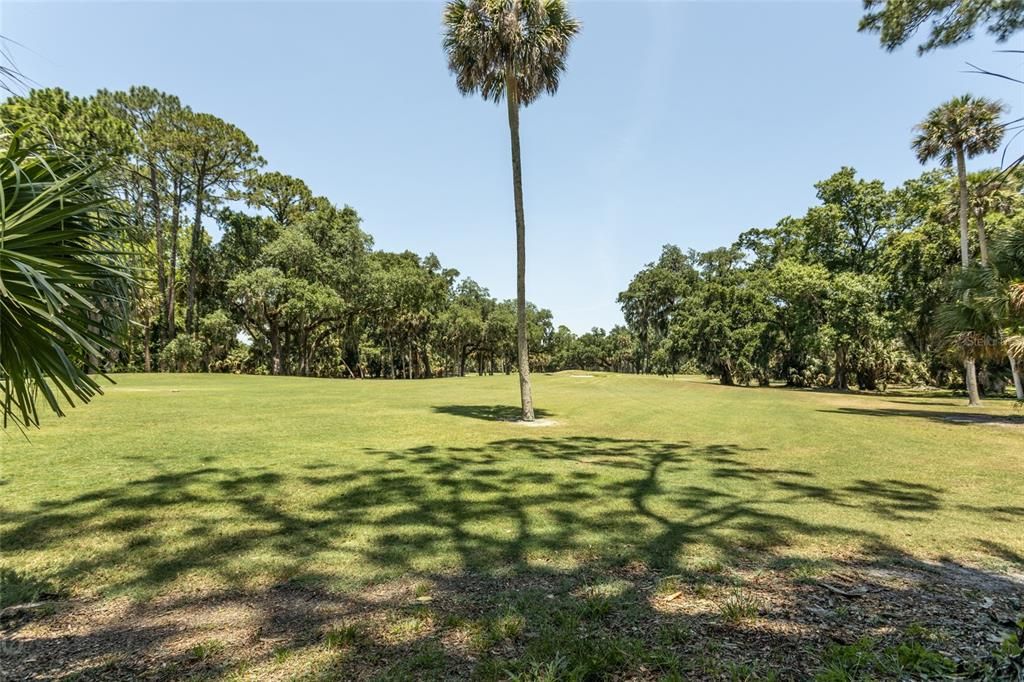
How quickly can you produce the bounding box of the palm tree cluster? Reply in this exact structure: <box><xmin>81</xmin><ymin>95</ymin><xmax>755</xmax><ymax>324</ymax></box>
<box><xmin>912</xmin><ymin>94</ymin><xmax>1020</xmax><ymax>404</ymax></box>
<box><xmin>942</xmin><ymin>229</ymin><xmax>1024</xmax><ymax>400</ymax></box>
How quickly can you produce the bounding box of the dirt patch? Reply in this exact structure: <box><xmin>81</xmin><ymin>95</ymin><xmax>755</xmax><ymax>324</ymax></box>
<box><xmin>2</xmin><ymin>561</ymin><xmax>1020</xmax><ymax>680</ymax></box>
<box><xmin>509</xmin><ymin>418</ymin><xmax>559</xmax><ymax>428</ymax></box>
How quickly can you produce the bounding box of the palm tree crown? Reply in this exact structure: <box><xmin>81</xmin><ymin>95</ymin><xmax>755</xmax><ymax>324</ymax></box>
<box><xmin>912</xmin><ymin>94</ymin><xmax>1005</xmax><ymax>166</ymax></box>
<box><xmin>442</xmin><ymin>0</ymin><xmax>581</xmax><ymax>107</ymax></box>
<box><xmin>968</xmin><ymin>168</ymin><xmax>1023</xmax><ymax>218</ymax></box>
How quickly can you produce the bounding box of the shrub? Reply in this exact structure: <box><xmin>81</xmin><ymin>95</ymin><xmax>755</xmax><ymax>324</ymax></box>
<box><xmin>215</xmin><ymin>345</ymin><xmax>253</xmax><ymax>374</ymax></box>
<box><xmin>198</xmin><ymin>310</ymin><xmax>237</xmax><ymax>370</ymax></box>
<box><xmin>158</xmin><ymin>335</ymin><xmax>205</xmax><ymax>373</ymax></box>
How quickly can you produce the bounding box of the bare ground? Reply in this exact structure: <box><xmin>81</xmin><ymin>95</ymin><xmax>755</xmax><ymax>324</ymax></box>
<box><xmin>2</xmin><ymin>558</ymin><xmax>1021</xmax><ymax>681</ymax></box>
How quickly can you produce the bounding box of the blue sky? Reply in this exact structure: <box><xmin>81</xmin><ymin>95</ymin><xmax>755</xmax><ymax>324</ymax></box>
<box><xmin>3</xmin><ymin>1</ymin><xmax>1022</xmax><ymax>332</ymax></box>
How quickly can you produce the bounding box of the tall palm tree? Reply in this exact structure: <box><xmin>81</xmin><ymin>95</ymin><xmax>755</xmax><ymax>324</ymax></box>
<box><xmin>990</xmin><ymin>229</ymin><xmax>1024</xmax><ymax>399</ymax></box>
<box><xmin>941</xmin><ymin>169</ymin><xmax>1024</xmax><ymax>394</ymax></box>
<box><xmin>442</xmin><ymin>0</ymin><xmax>580</xmax><ymax>421</ymax></box>
<box><xmin>968</xmin><ymin>169</ymin><xmax>1024</xmax><ymax>395</ymax></box>
<box><xmin>912</xmin><ymin>94</ymin><xmax>1005</xmax><ymax>406</ymax></box>
<box><xmin>963</xmin><ymin>168</ymin><xmax>1023</xmax><ymax>266</ymax></box>
<box><xmin>942</xmin><ymin>230</ymin><xmax>1024</xmax><ymax>401</ymax></box>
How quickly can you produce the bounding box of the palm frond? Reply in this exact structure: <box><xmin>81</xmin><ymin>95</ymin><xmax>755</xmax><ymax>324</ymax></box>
<box><xmin>1006</xmin><ymin>334</ymin><xmax>1024</xmax><ymax>360</ymax></box>
<box><xmin>0</xmin><ymin>128</ymin><xmax>135</xmax><ymax>429</ymax></box>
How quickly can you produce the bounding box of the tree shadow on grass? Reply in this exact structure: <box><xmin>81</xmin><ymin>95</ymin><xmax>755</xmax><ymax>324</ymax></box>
<box><xmin>976</xmin><ymin>539</ymin><xmax>1024</xmax><ymax>566</ymax></box>
<box><xmin>819</xmin><ymin>406</ymin><xmax>1024</xmax><ymax>427</ymax></box>
<box><xmin>840</xmin><ymin>479</ymin><xmax>943</xmax><ymax>520</ymax></box>
<box><xmin>2</xmin><ymin>435</ymin><xmax>1022</xmax><ymax>678</ymax></box>
<box><xmin>431</xmin><ymin>404</ymin><xmax>553</xmax><ymax>421</ymax></box>
<box><xmin>885</xmin><ymin>398</ymin><xmax>1019</xmax><ymax>407</ymax></box>
<box><xmin>2</xmin><ymin>437</ymin><xmax>1016</xmax><ymax>594</ymax></box>
<box><xmin>3</xmin><ymin>553</ymin><xmax>1021</xmax><ymax>680</ymax></box>
<box><xmin>957</xmin><ymin>504</ymin><xmax>1024</xmax><ymax>522</ymax></box>
<box><xmin>5</xmin><ymin>436</ymin><xmax>1017</xmax><ymax>596</ymax></box>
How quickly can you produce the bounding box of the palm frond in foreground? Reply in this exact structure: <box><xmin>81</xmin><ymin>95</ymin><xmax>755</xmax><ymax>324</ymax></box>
<box><xmin>0</xmin><ymin>129</ymin><xmax>133</xmax><ymax>428</ymax></box>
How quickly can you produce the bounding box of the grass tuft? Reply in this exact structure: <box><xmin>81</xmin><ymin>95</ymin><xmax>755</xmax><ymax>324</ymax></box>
<box><xmin>718</xmin><ymin>592</ymin><xmax>762</xmax><ymax>623</ymax></box>
<box><xmin>189</xmin><ymin>639</ymin><xmax>225</xmax><ymax>661</ymax></box>
<box><xmin>323</xmin><ymin>624</ymin><xmax>367</xmax><ymax>649</ymax></box>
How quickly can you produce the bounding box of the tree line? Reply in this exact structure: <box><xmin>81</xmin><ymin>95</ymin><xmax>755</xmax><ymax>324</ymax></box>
<box><xmin>2</xmin><ymin>85</ymin><xmax>1021</xmax><ymax>403</ymax></box>
<box><xmin>0</xmin><ymin>85</ymin><xmax>614</xmax><ymax>381</ymax></box>
<box><xmin>618</xmin><ymin>161</ymin><xmax>1024</xmax><ymax>399</ymax></box>
<box><xmin>3</xmin><ymin>84</ymin><xmax>1022</xmax><ymax>400</ymax></box>
<box><xmin>4</xmin><ymin>0</ymin><xmax>1024</xmax><ymax>433</ymax></box>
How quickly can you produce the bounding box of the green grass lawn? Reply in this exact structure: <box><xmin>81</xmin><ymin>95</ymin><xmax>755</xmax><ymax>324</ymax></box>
<box><xmin>2</xmin><ymin>372</ymin><xmax>1022</xmax><ymax>679</ymax></box>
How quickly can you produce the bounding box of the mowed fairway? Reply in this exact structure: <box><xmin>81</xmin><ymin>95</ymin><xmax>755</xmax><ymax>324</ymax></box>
<box><xmin>2</xmin><ymin>372</ymin><xmax>1023</xmax><ymax>679</ymax></box>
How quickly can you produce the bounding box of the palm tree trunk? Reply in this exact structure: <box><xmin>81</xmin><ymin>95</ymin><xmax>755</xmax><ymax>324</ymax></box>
<box><xmin>955</xmin><ymin>147</ymin><xmax>982</xmax><ymax>406</ymax></box>
<box><xmin>1010</xmin><ymin>355</ymin><xmax>1024</xmax><ymax>400</ymax></box>
<box><xmin>955</xmin><ymin>148</ymin><xmax>971</xmax><ymax>269</ymax></box>
<box><xmin>974</xmin><ymin>209</ymin><xmax>990</xmax><ymax>266</ymax></box>
<box><xmin>505</xmin><ymin>71</ymin><xmax>535</xmax><ymax>421</ymax></box>
<box><xmin>964</xmin><ymin>357</ymin><xmax>982</xmax><ymax>404</ymax></box>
